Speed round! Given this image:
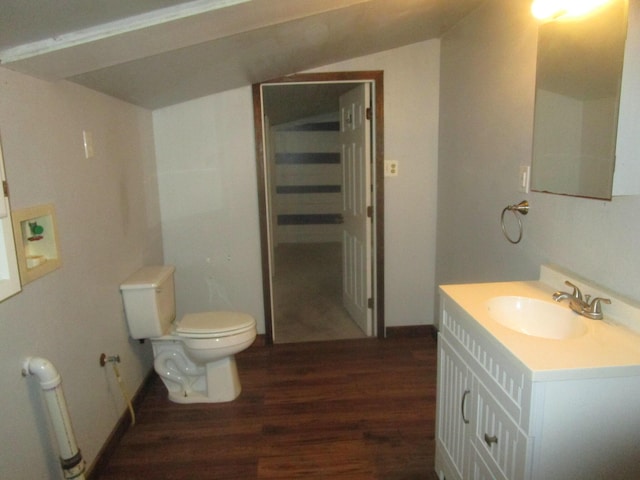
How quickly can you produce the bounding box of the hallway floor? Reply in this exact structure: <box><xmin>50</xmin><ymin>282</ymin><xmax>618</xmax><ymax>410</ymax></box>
<box><xmin>94</xmin><ymin>336</ymin><xmax>438</xmax><ymax>479</ymax></box>
<box><xmin>272</xmin><ymin>242</ymin><xmax>367</xmax><ymax>344</ymax></box>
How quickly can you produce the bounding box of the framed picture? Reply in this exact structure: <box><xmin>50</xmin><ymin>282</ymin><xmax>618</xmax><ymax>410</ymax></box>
<box><xmin>12</xmin><ymin>203</ymin><xmax>61</xmax><ymax>284</ymax></box>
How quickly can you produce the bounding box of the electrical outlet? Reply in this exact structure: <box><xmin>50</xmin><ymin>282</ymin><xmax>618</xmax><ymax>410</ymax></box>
<box><xmin>384</xmin><ymin>160</ymin><xmax>399</xmax><ymax>177</ymax></box>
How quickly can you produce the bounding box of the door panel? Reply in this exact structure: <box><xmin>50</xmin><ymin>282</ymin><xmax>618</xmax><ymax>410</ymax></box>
<box><xmin>340</xmin><ymin>84</ymin><xmax>372</xmax><ymax>335</ymax></box>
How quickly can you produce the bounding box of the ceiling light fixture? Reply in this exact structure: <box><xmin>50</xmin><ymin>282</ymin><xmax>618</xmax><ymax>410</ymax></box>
<box><xmin>531</xmin><ymin>0</ymin><xmax>612</xmax><ymax>20</ymax></box>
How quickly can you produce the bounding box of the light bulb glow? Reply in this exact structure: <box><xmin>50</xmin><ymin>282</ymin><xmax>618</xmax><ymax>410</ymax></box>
<box><xmin>531</xmin><ymin>0</ymin><xmax>612</xmax><ymax>20</ymax></box>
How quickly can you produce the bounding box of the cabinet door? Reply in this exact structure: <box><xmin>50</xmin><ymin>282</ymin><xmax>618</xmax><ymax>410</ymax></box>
<box><xmin>436</xmin><ymin>335</ymin><xmax>472</xmax><ymax>479</ymax></box>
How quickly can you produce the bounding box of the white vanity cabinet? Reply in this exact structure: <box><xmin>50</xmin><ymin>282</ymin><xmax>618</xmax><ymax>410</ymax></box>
<box><xmin>436</xmin><ymin>296</ymin><xmax>530</xmax><ymax>480</ymax></box>
<box><xmin>435</xmin><ymin>288</ymin><xmax>640</xmax><ymax>480</ymax></box>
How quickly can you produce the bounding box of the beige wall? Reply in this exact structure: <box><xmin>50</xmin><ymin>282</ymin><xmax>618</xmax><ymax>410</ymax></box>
<box><xmin>436</xmin><ymin>0</ymin><xmax>640</xmax><ymax>303</ymax></box>
<box><xmin>153</xmin><ymin>39</ymin><xmax>441</xmax><ymax>332</ymax></box>
<box><xmin>0</xmin><ymin>67</ymin><xmax>162</xmax><ymax>478</ymax></box>
<box><xmin>313</xmin><ymin>41</ymin><xmax>441</xmax><ymax>329</ymax></box>
<box><xmin>152</xmin><ymin>87</ymin><xmax>266</xmax><ymax>326</ymax></box>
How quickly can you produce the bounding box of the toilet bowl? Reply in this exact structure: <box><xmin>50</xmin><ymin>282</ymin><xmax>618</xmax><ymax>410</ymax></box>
<box><xmin>120</xmin><ymin>266</ymin><xmax>257</xmax><ymax>404</ymax></box>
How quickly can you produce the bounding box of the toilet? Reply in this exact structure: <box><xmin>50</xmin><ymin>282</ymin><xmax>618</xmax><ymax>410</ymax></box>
<box><xmin>120</xmin><ymin>265</ymin><xmax>256</xmax><ymax>404</ymax></box>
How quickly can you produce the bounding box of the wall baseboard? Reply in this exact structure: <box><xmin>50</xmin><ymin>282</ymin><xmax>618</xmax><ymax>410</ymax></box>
<box><xmin>385</xmin><ymin>325</ymin><xmax>436</xmax><ymax>339</ymax></box>
<box><xmin>85</xmin><ymin>368</ymin><xmax>155</xmax><ymax>479</ymax></box>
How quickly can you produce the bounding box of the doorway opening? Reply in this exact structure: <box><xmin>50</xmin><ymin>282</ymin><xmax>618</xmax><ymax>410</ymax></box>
<box><xmin>253</xmin><ymin>71</ymin><xmax>384</xmax><ymax>344</ymax></box>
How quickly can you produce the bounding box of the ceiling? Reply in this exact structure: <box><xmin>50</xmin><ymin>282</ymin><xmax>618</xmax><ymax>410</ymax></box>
<box><xmin>263</xmin><ymin>83</ymin><xmax>357</xmax><ymax>126</ymax></box>
<box><xmin>0</xmin><ymin>0</ymin><xmax>483</xmax><ymax>110</ymax></box>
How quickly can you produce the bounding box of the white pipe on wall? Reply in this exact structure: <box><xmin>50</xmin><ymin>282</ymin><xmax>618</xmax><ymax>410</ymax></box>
<box><xmin>22</xmin><ymin>357</ymin><xmax>86</xmax><ymax>480</ymax></box>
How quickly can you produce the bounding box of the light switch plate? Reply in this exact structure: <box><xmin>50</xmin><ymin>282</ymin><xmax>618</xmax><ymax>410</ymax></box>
<box><xmin>83</xmin><ymin>130</ymin><xmax>94</xmax><ymax>159</ymax></box>
<box><xmin>519</xmin><ymin>165</ymin><xmax>530</xmax><ymax>193</ymax></box>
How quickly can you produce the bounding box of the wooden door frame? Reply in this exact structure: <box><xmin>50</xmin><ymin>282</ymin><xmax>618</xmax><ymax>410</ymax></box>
<box><xmin>252</xmin><ymin>71</ymin><xmax>385</xmax><ymax>344</ymax></box>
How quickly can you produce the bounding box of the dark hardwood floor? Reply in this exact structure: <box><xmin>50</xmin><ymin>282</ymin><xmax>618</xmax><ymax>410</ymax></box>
<box><xmin>94</xmin><ymin>336</ymin><xmax>438</xmax><ymax>479</ymax></box>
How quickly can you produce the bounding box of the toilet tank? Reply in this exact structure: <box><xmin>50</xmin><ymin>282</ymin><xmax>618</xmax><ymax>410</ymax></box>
<box><xmin>120</xmin><ymin>265</ymin><xmax>176</xmax><ymax>339</ymax></box>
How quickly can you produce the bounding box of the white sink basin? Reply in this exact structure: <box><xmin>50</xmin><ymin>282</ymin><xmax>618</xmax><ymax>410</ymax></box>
<box><xmin>486</xmin><ymin>296</ymin><xmax>587</xmax><ymax>340</ymax></box>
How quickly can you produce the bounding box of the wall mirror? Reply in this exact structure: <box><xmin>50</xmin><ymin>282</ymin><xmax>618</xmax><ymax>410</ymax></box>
<box><xmin>0</xmin><ymin>132</ymin><xmax>21</xmax><ymax>301</ymax></box>
<box><xmin>530</xmin><ymin>0</ymin><xmax>628</xmax><ymax>199</ymax></box>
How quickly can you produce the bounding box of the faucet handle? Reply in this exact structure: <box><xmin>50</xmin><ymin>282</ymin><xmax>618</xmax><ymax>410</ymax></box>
<box><xmin>587</xmin><ymin>297</ymin><xmax>611</xmax><ymax>315</ymax></box>
<box><xmin>564</xmin><ymin>281</ymin><xmax>583</xmax><ymax>300</ymax></box>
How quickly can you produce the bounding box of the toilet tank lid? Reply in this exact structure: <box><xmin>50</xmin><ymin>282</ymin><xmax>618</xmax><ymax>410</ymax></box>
<box><xmin>120</xmin><ymin>265</ymin><xmax>175</xmax><ymax>290</ymax></box>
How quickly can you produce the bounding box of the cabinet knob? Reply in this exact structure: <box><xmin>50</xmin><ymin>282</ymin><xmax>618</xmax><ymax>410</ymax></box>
<box><xmin>484</xmin><ymin>433</ymin><xmax>498</xmax><ymax>447</ymax></box>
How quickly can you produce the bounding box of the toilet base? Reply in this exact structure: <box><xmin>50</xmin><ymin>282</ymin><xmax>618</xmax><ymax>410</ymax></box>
<box><xmin>152</xmin><ymin>340</ymin><xmax>244</xmax><ymax>404</ymax></box>
<box><xmin>165</xmin><ymin>356</ymin><xmax>242</xmax><ymax>404</ymax></box>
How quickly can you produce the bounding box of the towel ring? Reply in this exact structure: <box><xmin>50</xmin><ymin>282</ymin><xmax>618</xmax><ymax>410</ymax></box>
<box><xmin>501</xmin><ymin>200</ymin><xmax>529</xmax><ymax>244</ymax></box>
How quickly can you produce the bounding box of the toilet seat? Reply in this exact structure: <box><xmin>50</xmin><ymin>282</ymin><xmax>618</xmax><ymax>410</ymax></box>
<box><xmin>175</xmin><ymin>311</ymin><xmax>255</xmax><ymax>338</ymax></box>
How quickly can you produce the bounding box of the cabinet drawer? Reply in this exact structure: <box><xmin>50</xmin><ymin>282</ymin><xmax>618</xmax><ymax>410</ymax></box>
<box><xmin>473</xmin><ymin>378</ymin><xmax>528</xmax><ymax>480</ymax></box>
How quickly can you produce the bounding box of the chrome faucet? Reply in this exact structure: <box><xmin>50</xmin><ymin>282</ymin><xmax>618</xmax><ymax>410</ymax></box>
<box><xmin>553</xmin><ymin>280</ymin><xmax>611</xmax><ymax>320</ymax></box>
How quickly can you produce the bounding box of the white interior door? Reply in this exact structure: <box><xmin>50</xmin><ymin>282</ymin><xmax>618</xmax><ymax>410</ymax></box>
<box><xmin>340</xmin><ymin>84</ymin><xmax>372</xmax><ymax>335</ymax></box>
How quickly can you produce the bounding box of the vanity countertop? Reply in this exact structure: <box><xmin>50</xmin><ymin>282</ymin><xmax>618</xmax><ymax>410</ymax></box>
<box><xmin>440</xmin><ymin>280</ymin><xmax>640</xmax><ymax>382</ymax></box>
